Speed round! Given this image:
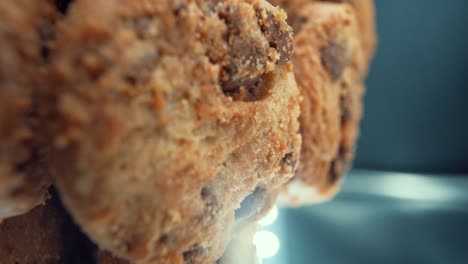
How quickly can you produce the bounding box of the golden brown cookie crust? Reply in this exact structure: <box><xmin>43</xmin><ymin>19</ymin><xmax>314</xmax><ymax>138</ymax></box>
<box><xmin>269</xmin><ymin>0</ymin><xmax>376</xmax><ymax>70</ymax></box>
<box><xmin>334</xmin><ymin>0</ymin><xmax>377</xmax><ymax>70</ymax></box>
<box><xmin>0</xmin><ymin>0</ymin><xmax>57</xmax><ymax>220</ymax></box>
<box><xmin>99</xmin><ymin>251</ymin><xmax>132</xmax><ymax>264</ymax></box>
<box><xmin>49</xmin><ymin>0</ymin><xmax>300</xmax><ymax>262</ymax></box>
<box><xmin>354</xmin><ymin>0</ymin><xmax>376</xmax><ymax>62</ymax></box>
<box><xmin>277</xmin><ymin>2</ymin><xmax>367</xmax><ymax>205</ymax></box>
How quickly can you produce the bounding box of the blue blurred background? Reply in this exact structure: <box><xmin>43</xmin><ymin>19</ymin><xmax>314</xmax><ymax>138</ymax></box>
<box><xmin>355</xmin><ymin>0</ymin><xmax>468</xmax><ymax>173</ymax></box>
<box><xmin>258</xmin><ymin>1</ymin><xmax>468</xmax><ymax>263</ymax></box>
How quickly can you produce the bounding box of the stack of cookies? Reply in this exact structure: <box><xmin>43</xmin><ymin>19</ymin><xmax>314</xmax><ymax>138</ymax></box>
<box><xmin>0</xmin><ymin>0</ymin><xmax>375</xmax><ymax>263</ymax></box>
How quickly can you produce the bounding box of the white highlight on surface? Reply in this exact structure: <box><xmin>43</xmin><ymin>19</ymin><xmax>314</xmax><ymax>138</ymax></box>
<box><xmin>258</xmin><ymin>205</ymin><xmax>278</xmax><ymax>226</ymax></box>
<box><xmin>253</xmin><ymin>231</ymin><xmax>280</xmax><ymax>259</ymax></box>
<box><xmin>377</xmin><ymin>173</ymin><xmax>462</xmax><ymax>201</ymax></box>
<box><xmin>278</xmin><ymin>180</ymin><xmax>331</xmax><ymax>206</ymax></box>
<box><xmin>345</xmin><ymin>170</ymin><xmax>468</xmax><ymax>203</ymax></box>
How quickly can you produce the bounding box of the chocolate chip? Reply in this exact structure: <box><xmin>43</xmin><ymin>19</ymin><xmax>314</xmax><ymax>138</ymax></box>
<box><xmin>217</xmin><ymin>9</ymin><xmax>268</xmax><ymax>100</ymax></box>
<box><xmin>320</xmin><ymin>42</ymin><xmax>348</xmax><ymax>81</ymax></box>
<box><xmin>221</xmin><ymin>76</ymin><xmax>263</xmax><ymax>102</ymax></box>
<box><xmin>281</xmin><ymin>152</ymin><xmax>297</xmax><ymax>169</ymax></box>
<box><xmin>200</xmin><ymin>187</ymin><xmax>221</xmax><ymax>222</ymax></box>
<box><xmin>173</xmin><ymin>3</ymin><xmax>188</xmax><ymax>16</ymax></box>
<box><xmin>328</xmin><ymin>147</ymin><xmax>350</xmax><ymax>183</ymax></box>
<box><xmin>217</xmin><ymin>5</ymin><xmax>292</xmax><ymax>102</ymax></box>
<box><xmin>123</xmin><ymin>75</ymin><xmax>137</xmax><ymax>86</ymax></box>
<box><xmin>55</xmin><ymin>0</ymin><xmax>73</xmax><ymax>14</ymax></box>
<box><xmin>340</xmin><ymin>93</ymin><xmax>353</xmax><ymax>123</ymax></box>
<box><xmin>183</xmin><ymin>245</ymin><xmax>206</xmax><ymax>263</ymax></box>
<box><xmin>158</xmin><ymin>234</ymin><xmax>169</xmax><ymax>244</ymax></box>
<box><xmin>235</xmin><ymin>187</ymin><xmax>265</xmax><ymax>220</ymax></box>
<box><xmin>201</xmin><ymin>187</ymin><xmax>216</xmax><ymax>207</ymax></box>
<box><xmin>38</xmin><ymin>24</ymin><xmax>53</xmax><ymax>60</ymax></box>
<box><xmin>256</xmin><ymin>9</ymin><xmax>293</xmax><ymax>66</ymax></box>
<box><xmin>328</xmin><ymin>159</ymin><xmax>339</xmax><ymax>183</ymax></box>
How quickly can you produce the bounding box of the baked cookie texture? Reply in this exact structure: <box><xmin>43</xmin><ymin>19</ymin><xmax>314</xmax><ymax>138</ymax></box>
<box><xmin>270</xmin><ymin>0</ymin><xmax>376</xmax><ymax>70</ymax></box>
<box><xmin>49</xmin><ymin>0</ymin><xmax>300</xmax><ymax>262</ymax></box>
<box><xmin>0</xmin><ymin>0</ymin><xmax>56</xmax><ymax>220</ymax></box>
<box><xmin>343</xmin><ymin>0</ymin><xmax>376</xmax><ymax>68</ymax></box>
<box><xmin>269</xmin><ymin>1</ymin><xmax>374</xmax><ymax>205</ymax></box>
<box><xmin>319</xmin><ymin>0</ymin><xmax>376</xmax><ymax>71</ymax></box>
<box><xmin>0</xmin><ymin>193</ymin><xmax>96</xmax><ymax>264</ymax></box>
<box><xmin>99</xmin><ymin>251</ymin><xmax>131</xmax><ymax>264</ymax></box>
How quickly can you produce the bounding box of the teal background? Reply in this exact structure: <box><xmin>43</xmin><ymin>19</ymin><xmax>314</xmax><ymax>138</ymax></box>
<box><xmin>355</xmin><ymin>0</ymin><xmax>468</xmax><ymax>173</ymax></box>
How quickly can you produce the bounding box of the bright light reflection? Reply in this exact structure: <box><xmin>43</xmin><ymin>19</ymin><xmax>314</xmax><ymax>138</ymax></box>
<box><xmin>258</xmin><ymin>205</ymin><xmax>278</xmax><ymax>226</ymax></box>
<box><xmin>378</xmin><ymin>173</ymin><xmax>462</xmax><ymax>201</ymax></box>
<box><xmin>253</xmin><ymin>231</ymin><xmax>280</xmax><ymax>258</ymax></box>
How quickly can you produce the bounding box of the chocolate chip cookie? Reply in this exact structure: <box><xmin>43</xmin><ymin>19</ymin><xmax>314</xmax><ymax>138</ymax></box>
<box><xmin>275</xmin><ymin>2</ymin><xmax>370</xmax><ymax>204</ymax></box>
<box><xmin>49</xmin><ymin>0</ymin><xmax>300</xmax><ymax>262</ymax></box>
<box><xmin>0</xmin><ymin>0</ymin><xmax>57</xmax><ymax>220</ymax></box>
